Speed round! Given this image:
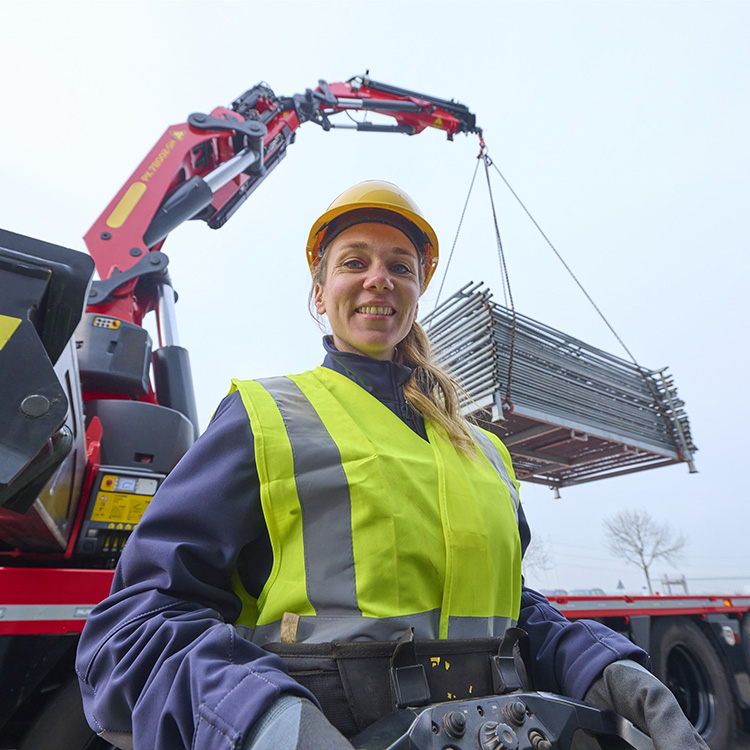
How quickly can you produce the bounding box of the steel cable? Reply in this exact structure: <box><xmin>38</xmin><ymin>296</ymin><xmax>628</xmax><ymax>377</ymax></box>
<box><xmin>430</xmin><ymin>157</ymin><xmax>481</xmax><ymax>320</ymax></box>
<box><xmin>484</xmin><ymin>153</ymin><xmax>688</xmax><ymax>460</ymax></box>
<box><xmin>482</xmin><ymin>152</ymin><xmax>517</xmax><ymax>411</ymax></box>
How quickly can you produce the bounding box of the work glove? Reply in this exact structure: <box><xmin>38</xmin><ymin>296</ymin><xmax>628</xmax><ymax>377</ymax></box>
<box><xmin>584</xmin><ymin>659</ymin><xmax>709</xmax><ymax>750</ymax></box>
<box><xmin>242</xmin><ymin>695</ymin><xmax>354</xmax><ymax>750</ymax></box>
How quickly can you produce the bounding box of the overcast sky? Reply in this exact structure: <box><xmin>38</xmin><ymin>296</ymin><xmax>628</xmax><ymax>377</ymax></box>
<box><xmin>2</xmin><ymin>0</ymin><xmax>748</xmax><ymax>594</ymax></box>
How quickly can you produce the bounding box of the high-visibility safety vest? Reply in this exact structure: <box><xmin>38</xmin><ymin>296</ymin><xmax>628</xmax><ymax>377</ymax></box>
<box><xmin>230</xmin><ymin>367</ymin><xmax>522</xmax><ymax>645</ymax></box>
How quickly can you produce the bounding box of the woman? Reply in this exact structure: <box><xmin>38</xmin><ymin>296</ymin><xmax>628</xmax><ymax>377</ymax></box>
<box><xmin>77</xmin><ymin>182</ymin><xmax>706</xmax><ymax>750</ymax></box>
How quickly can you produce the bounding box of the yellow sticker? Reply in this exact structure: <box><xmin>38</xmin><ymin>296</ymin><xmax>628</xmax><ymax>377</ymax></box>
<box><xmin>445</xmin><ymin>661</ymin><xmax>450</xmax><ymax>670</ymax></box>
<box><xmin>171</xmin><ymin>129</ymin><xmax>185</xmax><ymax>140</ymax></box>
<box><xmin>106</xmin><ymin>182</ymin><xmax>147</xmax><ymax>229</ymax></box>
<box><xmin>0</xmin><ymin>315</ymin><xmax>21</xmax><ymax>351</ymax></box>
<box><xmin>90</xmin><ymin>491</ymin><xmax>153</xmax><ymax>524</ymax></box>
<box><xmin>433</xmin><ymin>116</ymin><xmax>443</xmax><ymax>128</ymax></box>
<box><xmin>430</xmin><ymin>657</ymin><xmax>441</xmax><ymax>667</ymax></box>
<box><xmin>92</xmin><ymin>317</ymin><xmax>121</xmax><ymax>330</ymax></box>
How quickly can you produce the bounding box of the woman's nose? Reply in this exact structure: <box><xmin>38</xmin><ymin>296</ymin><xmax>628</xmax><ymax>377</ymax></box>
<box><xmin>363</xmin><ymin>263</ymin><xmax>394</xmax><ymax>291</ymax></box>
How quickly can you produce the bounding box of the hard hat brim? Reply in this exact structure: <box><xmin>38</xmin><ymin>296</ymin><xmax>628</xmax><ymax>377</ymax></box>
<box><xmin>306</xmin><ymin>184</ymin><xmax>439</xmax><ymax>290</ymax></box>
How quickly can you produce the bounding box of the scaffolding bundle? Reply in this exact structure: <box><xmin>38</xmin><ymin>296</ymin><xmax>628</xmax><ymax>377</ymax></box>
<box><xmin>424</xmin><ymin>282</ymin><xmax>697</xmax><ymax>488</ymax></box>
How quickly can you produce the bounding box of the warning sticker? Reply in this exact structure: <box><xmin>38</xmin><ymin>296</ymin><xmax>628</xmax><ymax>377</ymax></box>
<box><xmin>0</xmin><ymin>315</ymin><xmax>21</xmax><ymax>351</ymax></box>
<box><xmin>90</xmin><ymin>491</ymin><xmax>152</xmax><ymax>524</ymax></box>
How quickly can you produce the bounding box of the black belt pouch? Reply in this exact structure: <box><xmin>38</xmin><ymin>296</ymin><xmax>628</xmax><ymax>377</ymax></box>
<box><xmin>265</xmin><ymin>637</ymin><xmax>504</xmax><ymax>737</ymax></box>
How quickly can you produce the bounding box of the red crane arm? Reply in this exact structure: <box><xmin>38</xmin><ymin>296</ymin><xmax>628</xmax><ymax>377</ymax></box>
<box><xmin>83</xmin><ymin>74</ymin><xmax>480</xmax><ymax>326</ymax></box>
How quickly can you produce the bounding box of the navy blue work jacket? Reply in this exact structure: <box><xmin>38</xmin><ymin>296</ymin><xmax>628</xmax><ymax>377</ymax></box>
<box><xmin>76</xmin><ymin>338</ymin><xmax>647</xmax><ymax>750</ymax></box>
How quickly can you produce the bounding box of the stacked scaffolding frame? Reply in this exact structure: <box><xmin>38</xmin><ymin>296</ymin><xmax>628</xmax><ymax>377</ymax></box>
<box><xmin>423</xmin><ymin>283</ymin><xmax>696</xmax><ymax>488</ymax></box>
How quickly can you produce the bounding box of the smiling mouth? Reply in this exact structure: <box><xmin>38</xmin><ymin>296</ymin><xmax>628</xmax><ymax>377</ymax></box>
<box><xmin>356</xmin><ymin>306</ymin><xmax>395</xmax><ymax>316</ymax></box>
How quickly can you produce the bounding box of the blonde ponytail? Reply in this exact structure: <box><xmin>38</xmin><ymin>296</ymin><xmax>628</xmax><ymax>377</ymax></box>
<box><xmin>393</xmin><ymin>321</ymin><xmax>477</xmax><ymax>456</ymax></box>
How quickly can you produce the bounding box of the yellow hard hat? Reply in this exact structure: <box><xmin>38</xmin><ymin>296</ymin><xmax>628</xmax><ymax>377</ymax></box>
<box><xmin>306</xmin><ymin>180</ymin><xmax>439</xmax><ymax>290</ymax></box>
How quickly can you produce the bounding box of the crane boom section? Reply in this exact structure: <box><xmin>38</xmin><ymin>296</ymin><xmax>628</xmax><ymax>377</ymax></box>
<box><xmin>83</xmin><ymin>75</ymin><xmax>479</xmax><ymax>326</ymax></box>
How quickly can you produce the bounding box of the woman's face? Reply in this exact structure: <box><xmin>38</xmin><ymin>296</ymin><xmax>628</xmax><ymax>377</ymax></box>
<box><xmin>314</xmin><ymin>222</ymin><xmax>421</xmax><ymax>360</ymax></box>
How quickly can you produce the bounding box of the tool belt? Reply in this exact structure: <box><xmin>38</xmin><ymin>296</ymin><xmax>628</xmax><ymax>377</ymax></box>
<box><xmin>264</xmin><ymin>628</ymin><xmax>530</xmax><ymax>737</ymax></box>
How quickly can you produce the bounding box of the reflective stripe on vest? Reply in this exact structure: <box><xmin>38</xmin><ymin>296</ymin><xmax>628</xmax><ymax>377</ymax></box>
<box><xmin>237</xmin><ymin>613</ymin><xmax>515</xmax><ymax>645</ymax></box>
<box><xmin>467</xmin><ymin>424</ymin><xmax>520</xmax><ymax>522</ymax></box>
<box><xmin>231</xmin><ymin>368</ymin><xmax>522</xmax><ymax>644</ymax></box>
<box><xmin>256</xmin><ymin>375</ymin><xmax>358</xmax><ymax>615</ymax></box>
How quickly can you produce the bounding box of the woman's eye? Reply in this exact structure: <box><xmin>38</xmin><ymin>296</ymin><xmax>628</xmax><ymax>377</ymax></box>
<box><xmin>343</xmin><ymin>259</ymin><xmax>364</xmax><ymax>269</ymax></box>
<box><xmin>392</xmin><ymin>263</ymin><xmax>413</xmax><ymax>275</ymax></box>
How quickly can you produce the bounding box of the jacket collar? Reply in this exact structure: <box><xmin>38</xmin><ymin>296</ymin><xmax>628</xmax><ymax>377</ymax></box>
<box><xmin>321</xmin><ymin>336</ymin><xmax>412</xmax><ymax>402</ymax></box>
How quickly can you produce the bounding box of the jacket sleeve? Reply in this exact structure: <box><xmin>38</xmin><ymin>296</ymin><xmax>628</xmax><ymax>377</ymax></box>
<box><xmin>515</xmin><ymin>503</ymin><xmax>649</xmax><ymax>700</ymax></box>
<box><xmin>76</xmin><ymin>391</ymin><xmax>315</xmax><ymax>750</ymax></box>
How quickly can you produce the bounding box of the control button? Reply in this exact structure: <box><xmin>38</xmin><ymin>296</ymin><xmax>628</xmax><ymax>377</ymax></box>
<box><xmin>505</xmin><ymin>700</ymin><xmax>527</xmax><ymax>726</ymax></box>
<box><xmin>136</xmin><ymin>477</ymin><xmax>159</xmax><ymax>496</ymax></box>
<box><xmin>118</xmin><ymin>477</ymin><xmax>137</xmax><ymax>492</ymax></box>
<box><xmin>442</xmin><ymin>710</ymin><xmax>467</xmax><ymax>738</ymax></box>
<box><xmin>528</xmin><ymin>729</ymin><xmax>552</xmax><ymax>750</ymax></box>
<box><xmin>480</xmin><ymin>721</ymin><xmax>518</xmax><ymax>750</ymax></box>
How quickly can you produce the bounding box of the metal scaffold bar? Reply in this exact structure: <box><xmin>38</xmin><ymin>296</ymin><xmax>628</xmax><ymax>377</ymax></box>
<box><xmin>424</xmin><ymin>283</ymin><xmax>697</xmax><ymax>486</ymax></box>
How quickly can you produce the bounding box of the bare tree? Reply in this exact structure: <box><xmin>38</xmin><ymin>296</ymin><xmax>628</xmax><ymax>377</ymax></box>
<box><xmin>603</xmin><ymin>509</ymin><xmax>686</xmax><ymax>594</ymax></box>
<box><xmin>522</xmin><ymin>534</ymin><xmax>552</xmax><ymax>584</ymax></box>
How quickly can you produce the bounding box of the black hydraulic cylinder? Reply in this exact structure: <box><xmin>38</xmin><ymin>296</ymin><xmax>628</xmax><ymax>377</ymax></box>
<box><xmin>359</xmin><ymin>76</ymin><xmax>478</xmax><ymax>132</ymax></box>
<box><xmin>352</xmin><ymin>99</ymin><xmax>421</xmax><ymax>112</ymax></box>
<box><xmin>152</xmin><ymin>345</ymin><xmax>200</xmax><ymax>440</ymax></box>
<box><xmin>143</xmin><ymin>176</ymin><xmax>214</xmax><ymax>248</ymax></box>
<box><xmin>354</xmin><ymin>123</ymin><xmax>416</xmax><ymax>134</ymax></box>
